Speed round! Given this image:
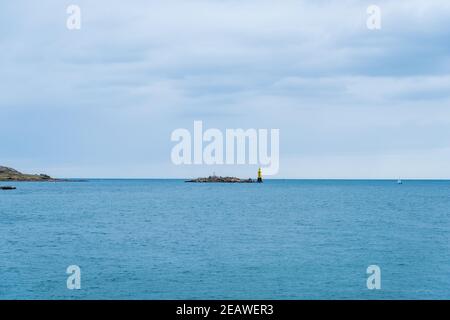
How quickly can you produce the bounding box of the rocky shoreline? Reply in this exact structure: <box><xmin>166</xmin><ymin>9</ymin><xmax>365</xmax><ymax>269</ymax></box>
<box><xmin>186</xmin><ymin>175</ymin><xmax>255</xmax><ymax>183</ymax></box>
<box><xmin>0</xmin><ymin>166</ymin><xmax>59</xmax><ymax>182</ymax></box>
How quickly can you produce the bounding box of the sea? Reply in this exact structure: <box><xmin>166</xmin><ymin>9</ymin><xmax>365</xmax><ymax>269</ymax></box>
<box><xmin>0</xmin><ymin>179</ymin><xmax>449</xmax><ymax>299</ymax></box>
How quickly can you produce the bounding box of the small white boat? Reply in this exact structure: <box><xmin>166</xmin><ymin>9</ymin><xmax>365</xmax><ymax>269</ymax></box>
<box><xmin>397</xmin><ymin>179</ymin><xmax>403</xmax><ymax>184</ymax></box>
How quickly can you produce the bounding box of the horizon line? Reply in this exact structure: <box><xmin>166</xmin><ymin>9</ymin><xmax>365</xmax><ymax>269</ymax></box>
<box><xmin>28</xmin><ymin>177</ymin><xmax>450</xmax><ymax>181</ymax></box>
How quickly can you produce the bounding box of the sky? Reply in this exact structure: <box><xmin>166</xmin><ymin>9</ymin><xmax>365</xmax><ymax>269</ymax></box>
<box><xmin>1</xmin><ymin>0</ymin><xmax>450</xmax><ymax>179</ymax></box>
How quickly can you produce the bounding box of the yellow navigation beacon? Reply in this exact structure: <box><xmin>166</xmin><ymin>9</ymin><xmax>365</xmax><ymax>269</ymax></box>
<box><xmin>257</xmin><ymin>168</ymin><xmax>263</xmax><ymax>183</ymax></box>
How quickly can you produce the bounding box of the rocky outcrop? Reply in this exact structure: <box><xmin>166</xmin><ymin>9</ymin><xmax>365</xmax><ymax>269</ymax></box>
<box><xmin>0</xmin><ymin>186</ymin><xmax>16</xmax><ymax>190</ymax></box>
<box><xmin>186</xmin><ymin>175</ymin><xmax>255</xmax><ymax>183</ymax></box>
<box><xmin>0</xmin><ymin>166</ymin><xmax>58</xmax><ymax>182</ymax></box>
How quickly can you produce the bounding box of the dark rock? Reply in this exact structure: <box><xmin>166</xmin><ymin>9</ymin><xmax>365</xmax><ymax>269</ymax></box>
<box><xmin>0</xmin><ymin>186</ymin><xmax>16</xmax><ymax>190</ymax></box>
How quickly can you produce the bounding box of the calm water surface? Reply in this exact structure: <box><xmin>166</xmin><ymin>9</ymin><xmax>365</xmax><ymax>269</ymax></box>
<box><xmin>0</xmin><ymin>179</ymin><xmax>449</xmax><ymax>299</ymax></box>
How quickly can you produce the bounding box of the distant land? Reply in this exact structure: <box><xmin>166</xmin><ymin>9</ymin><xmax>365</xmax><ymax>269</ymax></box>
<box><xmin>0</xmin><ymin>166</ymin><xmax>57</xmax><ymax>182</ymax></box>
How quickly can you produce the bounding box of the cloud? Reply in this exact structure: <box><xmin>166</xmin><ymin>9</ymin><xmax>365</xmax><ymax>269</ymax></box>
<box><xmin>1</xmin><ymin>0</ymin><xmax>450</xmax><ymax>177</ymax></box>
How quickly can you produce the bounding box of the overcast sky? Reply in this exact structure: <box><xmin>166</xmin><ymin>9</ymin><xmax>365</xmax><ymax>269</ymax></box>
<box><xmin>1</xmin><ymin>0</ymin><xmax>450</xmax><ymax>178</ymax></box>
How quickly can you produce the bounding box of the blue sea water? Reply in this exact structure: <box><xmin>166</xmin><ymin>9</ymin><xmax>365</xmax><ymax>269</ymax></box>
<box><xmin>0</xmin><ymin>179</ymin><xmax>449</xmax><ymax>299</ymax></box>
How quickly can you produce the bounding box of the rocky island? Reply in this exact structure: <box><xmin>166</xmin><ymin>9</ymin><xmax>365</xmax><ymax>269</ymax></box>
<box><xmin>186</xmin><ymin>175</ymin><xmax>255</xmax><ymax>183</ymax></box>
<box><xmin>187</xmin><ymin>169</ymin><xmax>264</xmax><ymax>183</ymax></box>
<box><xmin>186</xmin><ymin>170</ymin><xmax>266</xmax><ymax>183</ymax></box>
<box><xmin>0</xmin><ymin>166</ymin><xmax>58</xmax><ymax>182</ymax></box>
